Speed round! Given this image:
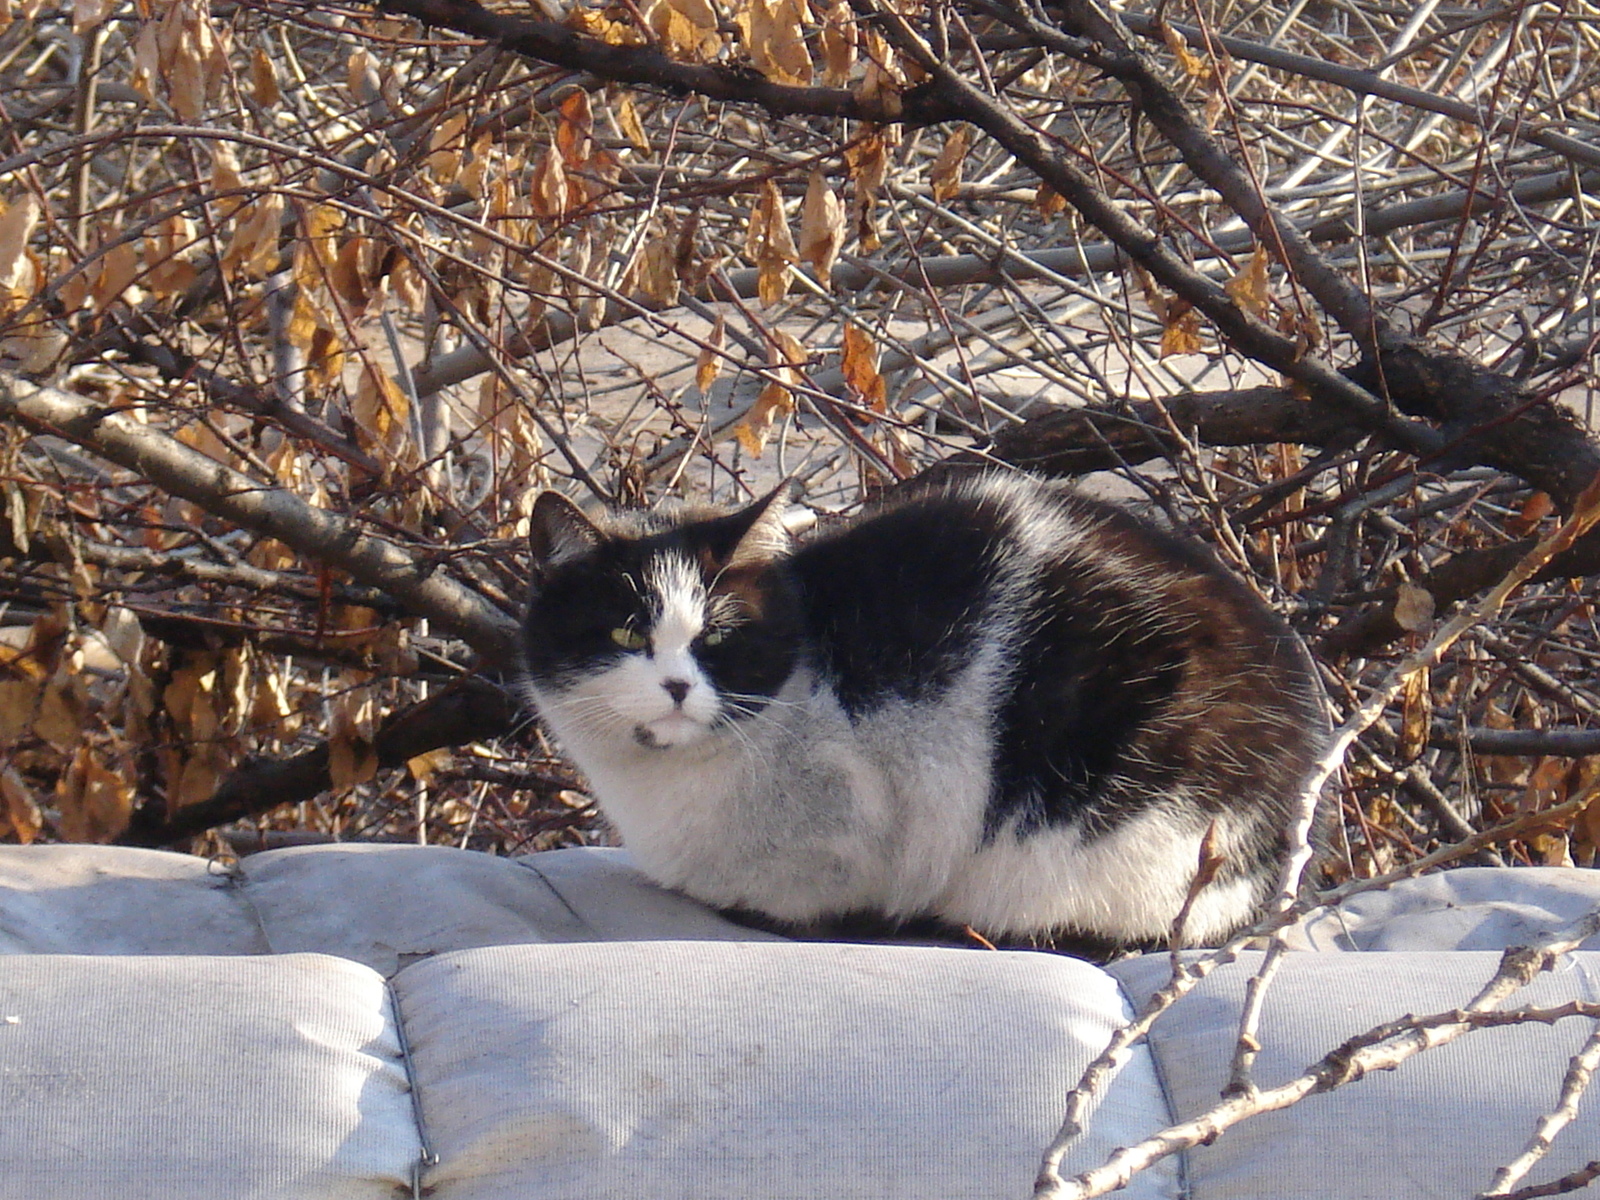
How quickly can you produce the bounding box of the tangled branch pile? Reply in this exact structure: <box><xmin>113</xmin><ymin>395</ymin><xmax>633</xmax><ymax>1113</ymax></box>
<box><xmin>0</xmin><ymin>0</ymin><xmax>1597</xmax><ymax>878</ymax></box>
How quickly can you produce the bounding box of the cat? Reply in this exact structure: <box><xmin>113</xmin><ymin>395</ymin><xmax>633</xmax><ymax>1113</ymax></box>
<box><xmin>517</xmin><ymin>472</ymin><xmax>1329</xmax><ymax>949</ymax></box>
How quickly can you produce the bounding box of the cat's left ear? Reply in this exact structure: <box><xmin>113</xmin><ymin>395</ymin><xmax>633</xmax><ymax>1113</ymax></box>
<box><xmin>527</xmin><ymin>490</ymin><xmax>604</xmax><ymax>582</ymax></box>
<box><xmin>721</xmin><ymin>481</ymin><xmax>797</xmax><ymax>571</ymax></box>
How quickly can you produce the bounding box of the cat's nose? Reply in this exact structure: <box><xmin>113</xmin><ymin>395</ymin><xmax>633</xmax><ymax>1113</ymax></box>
<box><xmin>662</xmin><ymin>678</ymin><xmax>691</xmax><ymax>705</ymax></box>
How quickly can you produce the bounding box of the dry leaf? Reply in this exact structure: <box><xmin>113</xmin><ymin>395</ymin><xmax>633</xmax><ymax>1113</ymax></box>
<box><xmin>250</xmin><ymin>44</ymin><xmax>281</xmax><ymax>106</ymax></box>
<box><xmin>407</xmin><ymin>748</ymin><xmax>452</xmax><ymax>782</ymax></box>
<box><xmin>613</xmin><ymin>92</ymin><xmax>651</xmax><ymax>152</ymax></box>
<box><xmin>695</xmin><ymin>313</ymin><xmax>726</xmax><ymax>393</ymax></box>
<box><xmin>221</xmin><ymin>193</ymin><xmax>284</xmax><ymax>279</ymax></box>
<box><xmin>530</xmin><ymin>146</ymin><xmax>570</xmax><ymax>219</ymax></box>
<box><xmin>818</xmin><ymin>0</ymin><xmax>856</xmax><ymax>86</ymax></box>
<box><xmin>732</xmin><ymin>330</ymin><xmax>805</xmax><ymax>456</ymax></box>
<box><xmin>737</xmin><ymin>0</ymin><xmax>812</xmax><ymax>85</ymax></box>
<box><xmin>1157</xmin><ymin>301</ymin><xmax>1203</xmax><ymax>357</ymax></box>
<box><xmin>929</xmin><ymin>127</ymin><xmax>970</xmax><ymax>203</ymax></box>
<box><xmin>1507</xmin><ymin>491</ymin><xmax>1555</xmax><ymax>536</ymax></box>
<box><xmin>0</xmin><ymin>195</ymin><xmax>41</xmax><ymax>299</ymax></box>
<box><xmin>90</xmin><ymin>239</ymin><xmax>141</xmax><ymax>311</ymax></box>
<box><xmin>633</xmin><ymin>223</ymin><xmax>681</xmax><ymax>306</ymax></box>
<box><xmin>1157</xmin><ymin>19</ymin><xmax>1208</xmax><ymax>79</ymax></box>
<box><xmin>1393</xmin><ymin>582</ymin><xmax>1435</xmax><ymax>632</ymax></box>
<box><xmin>798</xmin><ymin>170</ymin><xmax>844</xmax><ymax>287</ymax></box>
<box><xmin>845</xmin><ymin>132</ymin><xmax>888</xmax><ymax>251</ymax></box>
<box><xmin>1398</xmin><ymin>666</ymin><xmax>1430</xmax><ymax>763</ymax></box>
<box><xmin>557</xmin><ymin>90</ymin><xmax>594</xmax><ymax>166</ymax></box>
<box><xmin>352</xmin><ymin>362</ymin><xmax>412</xmax><ymax>461</ymax></box>
<box><xmin>1035</xmin><ymin>182</ymin><xmax>1067</xmax><ymax>218</ymax></box>
<box><xmin>1225</xmin><ymin>243</ymin><xmax>1271</xmax><ymax>320</ymax></box>
<box><xmin>746</xmin><ymin>180</ymin><xmax>798</xmax><ymax>306</ymax></box>
<box><xmin>0</xmin><ymin>766</ymin><xmax>43</xmax><ymax>845</ymax></box>
<box><xmin>56</xmin><ymin>745</ymin><xmax>134</xmax><ymax>843</ymax></box>
<box><xmin>841</xmin><ymin>323</ymin><xmax>885</xmax><ymax>411</ymax></box>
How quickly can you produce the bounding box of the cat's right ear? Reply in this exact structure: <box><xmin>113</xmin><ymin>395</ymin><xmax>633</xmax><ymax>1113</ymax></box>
<box><xmin>528</xmin><ymin>491</ymin><xmax>603</xmax><ymax>582</ymax></box>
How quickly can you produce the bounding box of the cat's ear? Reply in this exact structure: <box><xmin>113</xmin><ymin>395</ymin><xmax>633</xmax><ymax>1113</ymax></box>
<box><xmin>528</xmin><ymin>491</ymin><xmax>603</xmax><ymax>579</ymax></box>
<box><xmin>722</xmin><ymin>481</ymin><xmax>796</xmax><ymax>571</ymax></box>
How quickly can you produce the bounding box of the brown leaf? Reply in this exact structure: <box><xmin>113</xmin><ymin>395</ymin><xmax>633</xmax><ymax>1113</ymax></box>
<box><xmin>1035</xmin><ymin>182</ymin><xmax>1067</xmax><ymax>218</ymax></box>
<box><xmin>737</xmin><ymin>0</ymin><xmax>812</xmax><ymax>86</ymax></box>
<box><xmin>845</xmin><ymin>132</ymin><xmax>888</xmax><ymax>252</ymax></box>
<box><xmin>632</xmin><ymin>223</ymin><xmax>681</xmax><ymax>306</ymax></box>
<box><xmin>352</xmin><ymin>362</ymin><xmax>412</xmax><ymax>462</ymax></box>
<box><xmin>0</xmin><ymin>766</ymin><xmax>43</xmax><ymax>845</ymax></box>
<box><xmin>1398</xmin><ymin>666</ymin><xmax>1429</xmax><ymax>763</ymax></box>
<box><xmin>0</xmin><ymin>194</ymin><xmax>40</xmax><ymax>299</ymax></box>
<box><xmin>799</xmin><ymin>170</ymin><xmax>844</xmax><ymax>287</ymax></box>
<box><xmin>55</xmin><ymin>746</ymin><xmax>134</xmax><ymax>843</ymax></box>
<box><xmin>695</xmin><ymin>313</ymin><xmax>726</xmax><ymax>393</ymax></box>
<box><xmin>1506</xmin><ymin>491</ymin><xmax>1555</xmax><ymax>537</ymax></box>
<box><xmin>530</xmin><ymin>146</ymin><xmax>570</xmax><ymax>220</ymax></box>
<box><xmin>818</xmin><ymin>0</ymin><xmax>856</xmax><ymax>86</ymax></box>
<box><xmin>1224</xmin><ymin>243</ymin><xmax>1271</xmax><ymax>320</ymax></box>
<box><xmin>929</xmin><ymin>127</ymin><xmax>970</xmax><ymax>203</ymax></box>
<box><xmin>747</xmin><ymin>180</ymin><xmax>798</xmax><ymax>306</ymax></box>
<box><xmin>841</xmin><ymin>323</ymin><xmax>885</xmax><ymax>411</ymax></box>
<box><xmin>1157</xmin><ymin>301</ymin><xmax>1203</xmax><ymax>357</ymax></box>
<box><xmin>220</xmin><ymin>193</ymin><xmax>284</xmax><ymax>280</ymax></box>
<box><xmin>557</xmin><ymin>89</ymin><xmax>594</xmax><ymax>167</ymax></box>
<box><xmin>250</xmin><ymin>44</ymin><xmax>281</xmax><ymax>106</ymax></box>
<box><xmin>613</xmin><ymin>92</ymin><xmax>651</xmax><ymax>152</ymax></box>
<box><xmin>1157</xmin><ymin>19</ymin><xmax>1208</xmax><ymax>79</ymax></box>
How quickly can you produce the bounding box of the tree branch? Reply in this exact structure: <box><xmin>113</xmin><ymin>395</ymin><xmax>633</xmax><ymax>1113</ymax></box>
<box><xmin>0</xmin><ymin>373</ymin><xmax>522</xmax><ymax>661</ymax></box>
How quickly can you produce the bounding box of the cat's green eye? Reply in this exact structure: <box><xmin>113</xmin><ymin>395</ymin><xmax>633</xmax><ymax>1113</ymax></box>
<box><xmin>610</xmin><ymin>626</ymin><xmax>648</xmax><ymax>651</ymax></box>
<box><xmin>702</xmin><ymin>628</ymin><xmax>727</xmax><ymax>647</ymax></box>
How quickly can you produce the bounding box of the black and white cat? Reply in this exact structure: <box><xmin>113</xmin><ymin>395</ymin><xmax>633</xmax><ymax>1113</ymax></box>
<box><xmin>518</xmin><ymin>473</ymin><xmax>1328</xmax><ymax>948</ymax></box>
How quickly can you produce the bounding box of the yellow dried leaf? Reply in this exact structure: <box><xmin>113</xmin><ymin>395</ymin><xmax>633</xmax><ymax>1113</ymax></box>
<box><xmin>1035</xmin><ymin>182</ymin><xmax>1067</xmax><ymax>217</ymax></box>
<box><xmin>154</xmin><ymin>0</ymin><xmax>233</xmax><ymax>120</ymax></box>
<box><xmin>330</xmin><ymin>236</ymin><xmax>372</xmax><ymax>310</ymax></box>
<box><xmin>1398</xmin><ymin>666</ymin><xmax>1430</xmax><ymax>763</ymax></box>
<box><xmin>1158</xmin><ymin>19</ymin><xmax>1208</xmax><ymax>79</ymax></box>
<box><xmin>557</xmin><ymin>90</ymin><xmax>594</xmax><ymax>166</ymax></box>
<box><xmin>530</xmin><ymin>146</ymin><xmax>570</xmax><ymax>219</ymax></box>
<box><xmin>613</xmin><ymin>92</ymin><xmax>651</xmax><ymax>152</ymax></box>
<box><xmin>1224</xmin><ymin>243</ymin><xmax>1271</xmax><ymax>320</ymax></box>
<box><xmin>799</xmin><ymin>169</ymin><xmax>844</xmax><ymax>287</ymax></box>
<box><xmin>56</xmin><ymin>745</ymin><xmax>133</xmax><ymax>843</ymax></box>
<box><xmin>90</xmin><ymin>240</ymin><xmax>142</xmax><ymax>312</ymax></box>
<box><xmin>0</xmin><ymin>194</ymin><xmax>40</xmax><ymax>297</ymax></box>
<box><xmin>695</xmin><ymin>313</ymin><xmax>726</xmax><ymax>393</ymax></box>
<box><xmin>221</xmin><ymin>193</ymin><xmax>284</xmax><ymax>279</ymax></box>
<box><xmin>352</xmin><ymin>362</ymin><xmax>412</xmax><ymax>460</ymax></box>
<box><xmin>73</xmin><ymin>0</ymin><xmax>117</xmax><ymax>31</ymax></box>
<box><xmin>143</xmin><ymin>212</ymin><xmax>199</xmax><ymax>297</ymax></box>
<box><xmin>407</xmin><ymin>747</ymin><xmax>452</xmax><ymax>782</ymax></box>
<box><xmin>841</xmin><ymin>323</ymin><xmax>885</xmax><ymax>411</ymax></box>
<box><xmin>0</xmin><ymin>680</ymin><xmax>37</xmax><ymax>743</ymax></box>
<box><xmin>818</xmin><ymin>0</ymin><xmax>856</xmax><ymax>86</ymax></box>
<box><xmin>1157</xmin><ymin>302</ymin><xmax>1203</xmax><ymax>357</ymax></box>
<box><xmin>329</xmin><ymin>695</ymin><xmax>379</xmax><ymax>794</ymax></box>
<box><xmin>0</xmin><ymin>766</ymin><xmax>43</xmax><ymax>845</ymax></box>
<box><xmin>929</xmin><ymin>127</ymin><xmax>970</xmax><ymax>203</ymax></box>
<box><xmin>737</xmin><ymin>0</ymin><xmax>812</xmax><ymax>85</ymax></box>
<box><xmin>1507</xmin><ymin>491</ymin><xmax>1555</xmax><ymax>537</ymax></box>
<box><xmin>747</xmin><ymin>180</ymin><xmax>797</xmax><ymax>306</ymax></box>
<box><xmin>1393</xmin><ymin>582</ymin><xmax>1435</xmax><ymax>632</ymax></box>
<box><xmin>250</xmin><ymin>44</ymin><xmax>281</xmax><ymax>106</ymax></box>
<box><xmin>633</xmin><ymin>223</ymin><xmax>681</xmax><ymax>306</ymax></box>
<box><xmin>733</xmin><ymin>378</ymin><xmax>795</xmax><ymax>458</ymax></box>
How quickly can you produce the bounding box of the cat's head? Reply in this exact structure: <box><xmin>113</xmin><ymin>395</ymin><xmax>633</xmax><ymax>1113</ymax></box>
<box><xmin>519</xmin><ymin>486</ymin><xmax>802</xmax><ymax>753</ymax></box>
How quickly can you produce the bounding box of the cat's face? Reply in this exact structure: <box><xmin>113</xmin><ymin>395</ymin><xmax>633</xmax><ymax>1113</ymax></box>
<box><xmin>520</xmin><ymin>490</ymin><xmax>801</xmax><ymax>753</ymax></box>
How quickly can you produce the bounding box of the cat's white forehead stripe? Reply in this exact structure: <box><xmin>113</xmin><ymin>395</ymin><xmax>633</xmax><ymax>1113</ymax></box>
<box><xmin>646</xmin><ymin>553</ymin><xmax>705</xmax><ymax>652</ymax></box>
